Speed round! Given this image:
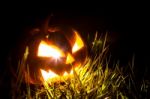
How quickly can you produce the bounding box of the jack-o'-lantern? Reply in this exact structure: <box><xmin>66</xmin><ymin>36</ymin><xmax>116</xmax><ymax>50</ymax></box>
<box><xmin>25</xmin><ymin>26</ymin><xmax>87</xmax><ymax>84</ymax></box>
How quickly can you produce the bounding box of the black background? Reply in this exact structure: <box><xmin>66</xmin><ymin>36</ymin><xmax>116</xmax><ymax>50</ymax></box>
<box><xmin>0</xmin><ymin>3</ymin><xmax>149</xmax><ymax>98</ymax></box>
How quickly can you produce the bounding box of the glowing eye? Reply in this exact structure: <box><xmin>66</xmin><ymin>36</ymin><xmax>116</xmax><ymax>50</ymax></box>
<box><xmin>72</xmin><ymin>31</ymin><xmax>84</xmax><ymax>53</ymax></box>
<box><xmin>38</xmin><ymin>41</ymin><xmax>65</xmax><ymax>59</ymax></box>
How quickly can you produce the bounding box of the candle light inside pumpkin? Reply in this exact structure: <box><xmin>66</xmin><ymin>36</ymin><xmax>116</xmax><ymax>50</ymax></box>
<box><xmin>38</xmin><ymin>41</ymin><xmax>65</xmax><ymax>59</ymax></box>
<box><xmin>37</xmin><ymin>30</ymin><xmax>85</xmax><ymax>83</ymax></box>
<box><xmin>38</xmin><ymin>41</ymin><xmax>74</xmax><ymax>82</ymax></box>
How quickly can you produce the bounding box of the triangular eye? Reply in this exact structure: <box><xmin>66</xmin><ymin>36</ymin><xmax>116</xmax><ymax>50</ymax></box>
<box><xmin>38</xmin><ymin>40</ymin><xmax>65</xmax><ymax>59</ymax></box>
<box><xmin>72</xmin><ymin>31</ymin><xmax>84</xmax><ymax>53</ymax></box>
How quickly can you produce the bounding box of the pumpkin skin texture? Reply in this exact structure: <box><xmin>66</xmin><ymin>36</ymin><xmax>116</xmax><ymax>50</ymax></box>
<box><xmin>25</xmin><ymin>27</ymin><xmax>87</xmax><ymax>84</ymax></box>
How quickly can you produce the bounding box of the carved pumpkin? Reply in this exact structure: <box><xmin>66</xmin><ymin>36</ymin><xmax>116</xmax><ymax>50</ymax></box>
<box><xmin>25</xmin><ymin>26</ymin><xmax>87</xmax><ymax>84</ymax></box>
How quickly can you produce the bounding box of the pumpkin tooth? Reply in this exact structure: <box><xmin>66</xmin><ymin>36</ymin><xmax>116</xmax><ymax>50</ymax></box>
<box><xmin>63</xmin><ymin>72</ymin><xmax>68</xmax><ymax>76</ymax></box>
<box><xmin>40</xmin><ymin>69</ymin><xmax>58</xmax><ymax>81</ymax></box>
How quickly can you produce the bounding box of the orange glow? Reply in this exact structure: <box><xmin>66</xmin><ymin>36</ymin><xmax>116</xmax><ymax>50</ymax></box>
<box><xmin>66</xmin><ymin>53</ymin><xmax>75</xmax><ymax>64</ymax></box>
<box><xmin>41</xmin><ymin>69</ymin><xmax>58</xmax><ymax>81</ymax></box>
<box><xmin>72</xmin><ymin>31</ymin><xmax>84</xmax><ymax>53</ymax></box>
<box><xmin>38</xmin><ymin>41</ymin><xmax>65</xmax><ymax>59</ymax></box>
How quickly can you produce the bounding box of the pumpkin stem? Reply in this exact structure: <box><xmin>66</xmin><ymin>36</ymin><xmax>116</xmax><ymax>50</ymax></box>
<box><xmin>41</xmin><ymin>14</ymin><xmax>53</xmax><ymax>34</ymax></box>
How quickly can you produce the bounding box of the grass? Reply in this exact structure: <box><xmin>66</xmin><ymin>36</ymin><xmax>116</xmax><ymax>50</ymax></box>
<box><xmin>12</xmin><ymin>33</ymin><xmax>150</xmax><ymax>99</ymax></box>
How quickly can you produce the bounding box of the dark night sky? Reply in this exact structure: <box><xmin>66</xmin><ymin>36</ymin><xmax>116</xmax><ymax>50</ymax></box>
<box><xmin>0</xmin><ymin>3</ymin><xmax>149</xmax><ymax>97</ymax></box>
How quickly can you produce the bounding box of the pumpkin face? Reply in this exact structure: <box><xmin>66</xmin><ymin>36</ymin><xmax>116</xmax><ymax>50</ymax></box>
<box><xmin>25</xmin><ymin>27</ymin><xmax>87</xmax><ymax>84</ymax></box>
